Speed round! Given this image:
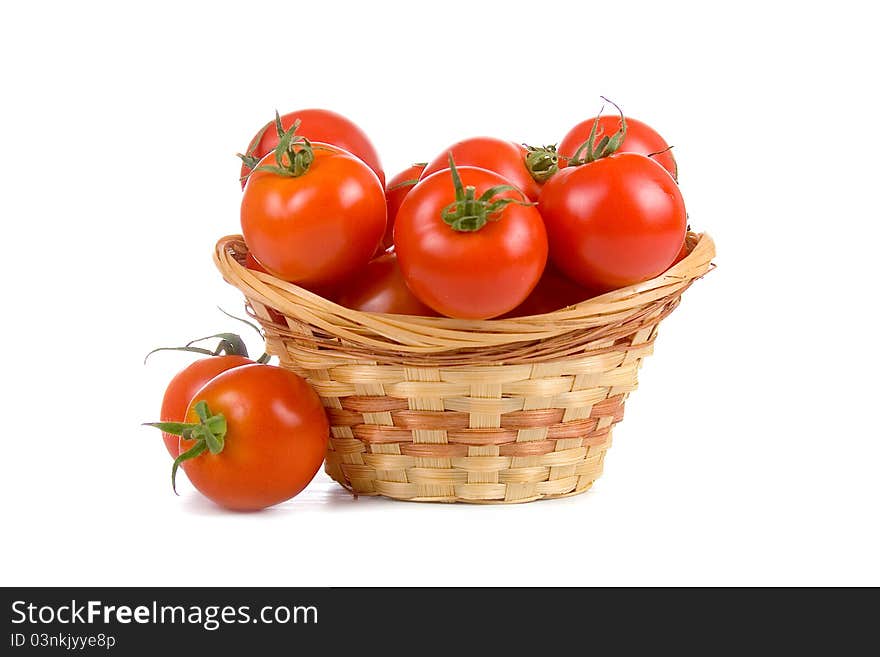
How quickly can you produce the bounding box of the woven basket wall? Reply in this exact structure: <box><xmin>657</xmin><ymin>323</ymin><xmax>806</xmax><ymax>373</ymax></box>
<box><xmin>214</xmin><ymin>232</ymin><xmax>715</xmax><ymax>503</ymax></box>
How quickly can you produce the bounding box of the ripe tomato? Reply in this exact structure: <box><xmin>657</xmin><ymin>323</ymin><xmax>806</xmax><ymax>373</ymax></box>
<box><xmin>382</xmin><ymin>163</ymin><xmax>426</xmax><ymax>251</ymax></box>
<box><xmin>241</xmin><ymin>129</ymin><xmax>386</xmax><ymax>289</ymax></box>
<box><xmin>245</xmin><ymin>251</ymin><xmax>339</xmax><ymax>303</ymax></box>
<box><xmin>558</xmin><ymin>115</ymin><xmax>677</xmax><ymax>180</ymax></box>
<box><xmin>244</xmin><ymin>251</ymin><xmax>273</xmax><ymax>275</ymax></box>
<box><xmin>242</xmin><ymin>253</ymin><xmax>288</xmax><ymax>324</ymax></box>
<box><xmin>420</xmin><ymin>137</ymin><xmax>552</xmax><ymax>202</ymax></box>
<box><xmin>239</xmin><ymin>108</ymin><xmax>384</xmax><ymax>186</ymax></box>
<box><xmin>334</xmin><ymin>252</ymin><xmax>437</xmax><ymax>316</ymax></box>
<box><xmin>159</xmin><ymin>355</ymin><xmax>253</xmax><ymax>458</ymax></box>
<box><xmin>539</xmin><ymin>152</ymin><xmax>687</xmax><ymax>292</ymax></box>
<box><xmin>672</xmin><ymin>240</ymin><xmax>690</xmax><ymax>266</ymax></box>
<box><xmin>394</xmin><ymin>162</ymin><xmax>547</xmax><ymax>319</ymax></box>
<box><xmin>503</xmin><ymin>265</ymin><xmax>594</xmax><ymax>317</ymax></box>
<box><xmin>174</xmin><ymin>364</ymin><xmax>329</xmax><ymax>511</ymax></box>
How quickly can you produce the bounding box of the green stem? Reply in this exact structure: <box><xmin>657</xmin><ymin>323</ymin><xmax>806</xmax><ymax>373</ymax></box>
<box><xmin>387</xmin><ymin>178</ymin><xmax>421</xmax><ymax>191</ymax></box>
<box><xmin>254</xmin><ymin>111</ymin><xmax>316</xmax><ymax>178</ymax></box>
<box><xmin>440</xmin><ymin>155</ymin><xmax>533</xmax><ymax>232</ymax></box>
<box><xmin>236</xmin><ymin>120</ymin><xmax>272</xmax><ymax>172</ymax></box>
<box><xmin>144</xmin><ymin>332</ymin><xmax>251</xmax><ymax>364</ymax></box>
<box><xmin>646</xmin><ymin>144</ymin><xmax>678</xmax><ymax>181</ymax></box>
<box><xmin>144</xmin><ymin>401</ymin><xmax>227</xmax><ymax>495</ymax></box>
<box><xmin>523</xmin><ymin>144</ymin><xmax>559</xmax><ymax>183</ymax></box>
<box><xmin>171</xmin><ymin>443</ymin><xmax>206</xmax><ymax>495</ymax></box>
<box><xmin>568</xmin><ymin>96</ymin><xmax>628</xmax><ymax>166</ymax></box>
<box><xmin>217</xmin><ymin>306</ymin><xmax>265</xmax><ymax>339</ymax></box>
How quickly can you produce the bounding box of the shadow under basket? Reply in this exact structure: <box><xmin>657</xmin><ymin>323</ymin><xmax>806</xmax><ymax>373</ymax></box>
<box><xmin>214</xmin><ymin>232</ymin><xmax>715</xmax><ymax>504</ymax></box>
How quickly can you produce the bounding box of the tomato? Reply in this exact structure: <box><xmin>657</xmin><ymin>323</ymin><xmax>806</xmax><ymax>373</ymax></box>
<box><xmin>239</xmin><ymin>108</ymin><xmax>384</xmax><ymax>187</ymax></box>
<box><xmin>245</xmin><ymin>252</ymin><xmax>339</xmax><ymax>304</ymax></box>
<box><xmin>672</xmin><ymin>240</ymin><xmax>690</xmax><ymax>266</ymax></box>
<box><xmin>558</xmin><ymin>115</ymin><xmax>677</xmax><ymax>180</ymax></box>
<box><xmin>174</xmin><ymin>364</ymin><xmax>329</xmax><ymax>511</ymax></box>
<box><xmin>539</xmin><ymin>152</ymin><xmax>687</xmax><ymax>292</ymax></box>
<box><xmin>394</xmin><ymin>162</ymin><xmax>547</xmax><ymax>319</ymax></box>
<box><xmin>382</xmin><ymin>163</ymin><xmax>426</xmax><ymax>251</ymax></box>
<box><xmin>242</xmin><ymin>253</ymin><xmax>288</xmax><ymax>324</ymax></box>
<box><xmin>158</xmin><ymin>355</ymin><xmax>253</xmax><ymax>458</ymax></box>
<box><xmin>503</xmin><ymin>265</ymin><xmax>594</xmax><ymax>317</ymax></box>
<box><xmin>244</xmin><ymin>251</ymin><xmax>278</xmax><ymax>279</ymax></box>
<box><xmin>334</xmin><ymin>252</ymin><xmax>437</xmax><ymax>316</ymax></box>
<box><xmin>241</xmin><ymin>130</ymin><xmax>386</xmax><ymax>289</ymax></box>
<box><xmin>420</xmin><ymin>137</ymin><xmax>552</xmax><ymax>201</ymax></box>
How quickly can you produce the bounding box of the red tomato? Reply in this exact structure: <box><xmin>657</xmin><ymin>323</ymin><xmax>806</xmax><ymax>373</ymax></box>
<box><xmin>335</xmin><ymin>252</ymin><xmax>437</xmax><ymax>316</ymax></box>
<box><xmin>241</xmin><ymin>140</ymin><xmax>386</xmax><ymax>289</ymax></box>
<box><xmin>177</xmin><ymin>364</ymin><xmax>329</xmax><ymax>511</ymax></box>
<box><xmin>243</xmin><ymin>253</ymin><xmax>288</xmax><ymax>324</ymax></box>
<box><xmin>539</xmin><ymin>153</ymin><xmax>687</xmax><ymax>292</ymax></box>
<box><xmin>159</xmin><ymin>355</ymin><xmax>253</xmax><ymax>458</ymax></box>
<box><xmin>503</xmin><ymin>265</ymin><xmax>594</xmax><ymax>317</ymax></box>
<box><xmin>672</xmin><ymin>240</ymin><xmax>690</xmax><ymax>266</ymax></box>
<box><xmin>245</xmin><ymin>251</ymin><xmax>338</xmax><ymax>302</ymax></box>
<box><xmin>244</xmin><ymin>251</ymin><xmax>274</xmax><ymax>277</ymax></box>
<box><xmin>558</xmin><ymin>115</ymin><xmax>677</xmax><ymax>180</ymax></box>
<box><xmin>382</xmin><ymin>163</ymin><xmax>426</xmax><ymax>251</ymax></box>
<box><xmin>394</xmin><ymin>164</ymin><xmax>548</xmax><ymax>319</ymax></box>
<box><xmin>239</xmin><ymin>108</ymin><xmax>384</xmax><ymax>186</ymax></box>
<box><xmin>420</xmin><ymin>137</ymin><xmax>545</xmax><ymax>201</ymax></box>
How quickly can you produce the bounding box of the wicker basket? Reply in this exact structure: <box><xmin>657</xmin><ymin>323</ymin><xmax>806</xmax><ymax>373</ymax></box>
<box><xmin>214</xmin><ymin>232</ymin><xmax>714</xmax><ymax>503</ymax></box>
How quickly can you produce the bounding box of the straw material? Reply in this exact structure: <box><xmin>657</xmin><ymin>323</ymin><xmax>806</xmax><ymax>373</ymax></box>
<box><xmin>214</xmin><ymin>232</ymin><xmax>714</xmax><ymax>503</ymax></box>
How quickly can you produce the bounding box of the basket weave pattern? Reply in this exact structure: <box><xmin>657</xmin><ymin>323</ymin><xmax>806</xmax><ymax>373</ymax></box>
<box><xmin>214</xmin><ymin>232</ymin><xmax>714</xmax><ymax>503</ymax></box>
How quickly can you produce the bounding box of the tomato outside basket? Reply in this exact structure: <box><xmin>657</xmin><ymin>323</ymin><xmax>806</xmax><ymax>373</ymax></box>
<box><xmin>214</xmin><ymin>232</ymin><xmax>715</xmax><ymax>503</ymax></box>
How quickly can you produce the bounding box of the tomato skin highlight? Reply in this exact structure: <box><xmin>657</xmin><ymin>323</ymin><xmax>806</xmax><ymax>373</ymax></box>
<box><xmin>558</xmin><ymin>115</ymin><xmax>677</xmax><ymax>180</ymax></box>
<box><xmin>421</xmin><ymin>137</ymin><xmax>542</xmax><ymax>201</ymax></box>
<box><xmin>241</xmin><ymin>144</ymin><xmax>387</xmax><ymax>289</ymax></box>
<box><xmin>335</xmin><ymin>252</ymin><xmax>437</xmax><ymax>316</ymax></box>
<box><xmin>394</xmin><ymin>166</ymin><xmax>548</xmax><ymax>320</ymax></box>
<box><xmin>180</xmin><ymin>364</ymin><xmax>329</xmax><ymax>511</ymax></box>
<box><xmin>382</xmin><ymin>163</ymin><xmax>426</xmax><ymax>251</ymax></box>
<box><xmin>241</xmin><ymin>108</ymin><xmax>384</xmax><ymax>186</ymax></box>
<box><xmin>538</xmin><ymin>153</ymin><xmax>686</xmax><ymax>292</ymax></box>
<box><xmin>159</xmin><ymin>355</ymin><xmax>254</xmax><ymax>458</ymax></box>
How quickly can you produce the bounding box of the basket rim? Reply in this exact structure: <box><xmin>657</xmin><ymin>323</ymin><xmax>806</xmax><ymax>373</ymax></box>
<box><xmin>214</xmin><ymin>231</ymin><xmax>714</xmax><ymax>356</ymax></box>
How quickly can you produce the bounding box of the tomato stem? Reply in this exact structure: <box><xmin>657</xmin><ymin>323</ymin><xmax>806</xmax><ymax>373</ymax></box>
<box><xmin>253</xmin><ymin>111</ymin><xmax>316</xmax><ymax>178</ymax></box>
<box><xmin>144</xmin><ymin>332</ymin><xmax>251</xmax><ymax>364</ymax></box>
<box><xmin>144</xmin><ymin>401</ymin><xmax>227</xmax><ymax>495</ymax></box>
<box><xmin>387</xmin><ymin>178</ymin><xmax>421</xmax><ymax>191</ymax></box>
<box><xmin>646</xmin><ymin>144</ymin><xmax>679</xmax><ymax>181</ymax></box>
<box><xmin>214</xmin><ymin>307</ymin><xmax>273</xmax><ymax>362</ymax></box>
<box><xmin>568</xmin><ymin>97</ymin><xmax>628</xmax><ymax>166</ymax></box>
<box><xmin>236</xmin><ymin>120</ymin><xmax>272</xmax><ymax>177</ymax></box>
<box><xmin>440</xmin><ymin>155</ymin><xmax>532</xmax><ymax>232</ymax></box>
<box><xmin>216</xmin><ymin>306</ymin><xmax>265</xmax><ymax>339</ymax></box>
<box><xmin>387</xmin><ymin>164</ymin><xmax>427</xmax><ymax>191</ymax></box>
<box><xmin>523</xmin><ymin>144</ymin><xmax>559</xmax><ymax>183</ymax></box>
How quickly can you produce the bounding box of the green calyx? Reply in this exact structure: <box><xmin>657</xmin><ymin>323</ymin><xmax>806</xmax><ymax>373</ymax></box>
<box><xmin>523</xmin><ymin>144</ymin><xmax>559</xmax><ymax>182</ymax></box>
<box><xmin>387</xmin><ymin>163</ymin><xmax>428</xmax><ymax>191</ymax></box>
<box><xmin>568</xmin><ymin>96</ymin><xmax>628</xmax><ymax>166</ymax></box>
<box><xmin>441</xmin><ymin>154</ymin><xmax>532</xmax><ymax>232</ymax></box>
<box><xmin>236</xmin><ymin>121</ymin><xmax>272</xmax><ymax>174</ymax></box>
<box><xmin>254</xmin><ymin>111</ymin><xmax>316</xmax><ymax>178</ymax></box>
<box><xmin>387</xmin><ymin>177</ymin><xmax>420</xmax><ymax>191</ymax></box>
<box><xmin>144</xmin><ymin>401</ymin><xmax>227</xmax><ymax>494</ymax></box>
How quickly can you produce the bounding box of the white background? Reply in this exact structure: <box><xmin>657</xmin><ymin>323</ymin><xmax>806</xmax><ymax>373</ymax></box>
<box><xmin>1</xmin><ymin>1</ymin><xmax>877</xmax><ymax>586</ymax></box>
